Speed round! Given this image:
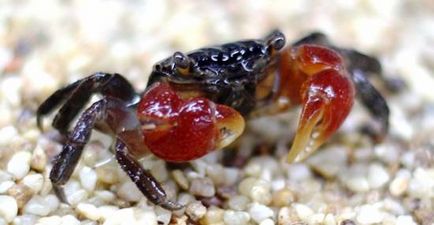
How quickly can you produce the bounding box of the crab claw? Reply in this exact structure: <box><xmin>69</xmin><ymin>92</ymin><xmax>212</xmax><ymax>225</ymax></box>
<box><xmin>137</xmin><ymin>82</ymin><xmax>245</xmax><ymax>162</ymax></box>
<box><xmin>287</xmin><ymin>69</ymin><xmax>355</xmax><ymax>162</ymax></box>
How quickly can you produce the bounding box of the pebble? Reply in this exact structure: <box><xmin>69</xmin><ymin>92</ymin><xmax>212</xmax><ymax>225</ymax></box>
<box><xmin>356</xmin><ymin>204</ymin><xmax>384</xmax><ymax>224</ymax></box>
<box><xmin>367</xmin><ymin>163</ymin><xmax>390</xmax><ymax>189</ymax></box>
<box><xmin>98</xmin><ymin>205</ymin><xmax>120</xmax><ymax>221</ymax></box>
<box><xmin>117</xmin><ymin>180</ymin><xmax>143</xmax><ymax>202</ymax></box>
<box><xmin>227</xmin><ymin>195</ymin><xmax>250</xmax><ymax>210</ymax></box>
<box><xmin>23</xmin><ymin>195</ymin><xmax>60</xmax><ymax>216</ymax></box>
<box><xmin>79</xmin><ymin>166</ymin><xmax>97</xmax><ymax>191</ymax></box>
<box><xmin>77</xmin><ymin>203</ymin><xmax>101</xmax><ymax>221</ymax></box>
<box><xmin>7</xmin><ymin>151</ymin><xmax>32</xmax><ymax>180</ymax></box>
<box><xmin>200</xmin><ymin>206</ymin><xmax>224</xmax><ymax>224</ymax></box>
<box><xmin>185</xmin><ymin>201</ymin><xmax>206</xmax><ymax>221</ymax></box>
<box><xmin>189</xmin><ymin>177</ymin><xmax>215</xmax><ymax>197</ymax></box>
<box><xmin>395</xmin><ymin>215</ymin><xmax>417</xmax><ymax>225</ymax></box>
<box><xmin>7</xmin><ymin>183</ymin><xmax>34</xmax><ymax>208</ymax></box>
<box><xmin>172</xmin><ymin>170</ymin><xmax>189</xmax><ymax>190</ymax></box>
<box><xmin>12</xmin><ymin>214</ymin><xmax>38</xmax><ymax>225</ymax></box>
<box><xmin>307</xmin><ymin>147</ymin><xmax>347</xmax><ymax>179</ymax></box>
<box><xmin>103</xmin><ymin>207</ymin><xmax>157</xmax><ymax>225</ymax></box>
<box><xmin>259</xmin><ymin>218</ymin><xmax>275</xmax><ymax>225</ymax></box>
<box><xmin>271</xmin><ymin>188</ymin><xmax>294</xmax><ymax>207</ymax></box>
<box><xmin>154</xmin><ymin>206</ymin><xmax>172</xmax><ymax>225</ymax></box>
<box><xmin>292</xmin><ymin>203</ymin><xmax>314</xmax><ymax>222</ymax></box>
<box><xmin>223</xmin><ymin>210</ymin><xmax>250</xmax><ymax>225</ymax></box>
<box><xmin>30</xmin><ymin>145</ymin><xmax>47</xmax><ymax>172</ymax></box>
<box><xmin>60</xmin><ymin>215</ymin><xmax>81</xmax><ymax>225</ymax></box>
<box><xmin>248</xmin><ymin>203</ymin><xmax>274</xmax><ymax>223</ymax></box>
<box><xmin>0</xmin><ymin>180</ymin><xmax>14</xmax><ymax>193</ymax></box>
<box><xmin>389</xmin><ymin>170</ymin><xmax>411</xmax><ymax>196</ymax></box>
<box><xmin>64</xmin><ymin>181</ymin><xmax>88</xmax><ymax>205</ymax></box>
<box><xmin>22</xmin><ymin>173</ymin><xmax>44</xmax><ymax>193</ymax></box>
<box><xmin>238</xmin><ymin>177</ymin><xmax>271</xmax><ymax>204</ymax></box>
<box><xmin>35</xmin><ymin>216</ymin><xmax>62</xmax><ymax>225</ymax></box>
<box><xmin>0</xmin><ymin>195</ymin><xmax>18</xmax><ymax>222</ymax></box>
<box><xmin>408</xmin><ymin>168</ymin><xmax>434</xmax><ymax>198</ymax></box>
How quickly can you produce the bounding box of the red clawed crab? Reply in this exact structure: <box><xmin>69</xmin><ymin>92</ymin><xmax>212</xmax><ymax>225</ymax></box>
<box><xmin>37</xmin><ymin>30</ymin><xmax>391</xmax><ymax>210</ymax></box>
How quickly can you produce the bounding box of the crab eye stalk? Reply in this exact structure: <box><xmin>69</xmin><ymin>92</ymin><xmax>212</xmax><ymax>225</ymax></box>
<box><xmin>173</xmin><ymin>52</ymin><xmax>191</xmax><ymax>76</ymax></box>
<box><xmin>265</xmin><ymin>30</ymin><xmax>286</xmax><ymax>54</ymax></box>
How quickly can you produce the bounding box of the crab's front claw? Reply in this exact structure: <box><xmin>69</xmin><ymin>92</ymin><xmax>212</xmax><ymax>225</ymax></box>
<box><xmin>287</xmin><ymin>69</ymin><xmax>355</xmax><ymax>163</ymax></box>
<box><xmin>137</xmin><ymin>82</ymin><xmax>245</xmax><ymax>162</ymax></box>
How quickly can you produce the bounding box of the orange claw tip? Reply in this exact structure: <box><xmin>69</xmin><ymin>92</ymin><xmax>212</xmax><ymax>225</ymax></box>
<box><xmin>214</xmin><ymin>104</ymin><xmax>245</xmax><ymax>149</ymax></box>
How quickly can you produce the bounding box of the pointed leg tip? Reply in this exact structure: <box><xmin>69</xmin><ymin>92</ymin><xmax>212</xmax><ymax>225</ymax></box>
<box><xmin>52</xmin><ymin>185</ymin><xmax>69</xmax><ymax>204</ymax></box>
<box><xmin>159</xmin><ymin>200</ymin><xmax>184</xmax><ymax>211</ymax></box>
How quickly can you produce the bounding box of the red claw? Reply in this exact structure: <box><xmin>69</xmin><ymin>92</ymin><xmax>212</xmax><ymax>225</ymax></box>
<box><xmin>280</xmin><ymin>45</ymin><xmax>355</xmax><ymax>162</ymax></box>
<box><xmin>137</xmin><ymin>82</ymin><xmax>244</xmax><ymax>162</ymax></box>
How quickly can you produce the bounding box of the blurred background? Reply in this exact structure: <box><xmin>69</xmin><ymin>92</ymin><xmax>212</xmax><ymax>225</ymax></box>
<box><xmin>0</xmin><ymin>0</ymin><xmax>434</xmax><ymax>224</ymax></box>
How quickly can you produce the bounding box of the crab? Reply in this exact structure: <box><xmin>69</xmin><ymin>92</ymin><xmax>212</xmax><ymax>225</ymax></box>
<box><xmin>37</xmin><ymin>30</ymin><xmax>392</xmax><ymax>210</ymax></box>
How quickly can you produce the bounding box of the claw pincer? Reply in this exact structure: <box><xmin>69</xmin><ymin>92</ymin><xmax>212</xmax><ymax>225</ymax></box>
<box><xmin>280</xmin><ymin>45</ymin><xmax>355</xmax><ymax>162</ymax></box>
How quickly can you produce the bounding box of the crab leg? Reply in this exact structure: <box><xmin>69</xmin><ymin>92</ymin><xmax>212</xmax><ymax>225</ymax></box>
<box><xmin>137</xmin><ymin>82</ymin><xmax>245</xmax><ymax>162</ymax></box>
<box><xmin>280</xmin><ymin>45</ymin><xmax>355</xmax><ymax>162</ymax></box>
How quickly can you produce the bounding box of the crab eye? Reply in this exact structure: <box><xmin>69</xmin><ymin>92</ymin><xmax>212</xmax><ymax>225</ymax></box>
<box><xmin>173</xmin><ymin>52</ymin><xmax>190</xmax><ymax>76</ymax></box>
<box><xmin>266</xmin><ymin>30</ymin><xmax>286</xmax><ymax>53</ymax></box>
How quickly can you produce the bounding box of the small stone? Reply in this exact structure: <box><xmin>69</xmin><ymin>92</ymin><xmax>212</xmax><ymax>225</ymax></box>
<box><xmin>98</xmin><ymin>205</ymin><xmax>119</xmax><ymax>221</ymax></box>
<box><xmin>7</xmin><ymin>183</ymin><xmax>34</xmax><ymax>208</ymax></box>
<box><xmin>293</xmin><ymin>203</ymin><xmax>314</xmax><ymax>222</ymax></box>
<box><xmin>356</xmin><ymin>204</ymin><xmax>384</xmax><ymax>224</ymax></box>
<box><xmin>324</xmin><ymin>213</ymin><xmax>336</xmax><ymax>225</ymax></box>
<box><xmin>30</xmin><ymin>145</ymin><xmax>47</xmax><ymax>172</ymax></box>
<box><xmin>206</xmin><ymin>164</ymin><xmax>225</xmax><ymax>185</ymax></box>
<box><xmin>345</xmin><ymin>176</ymin><xmax>370</xmax><ymax>193</ymax></box>
<box><xmin>271</xmin><ymin>188</ymin><xmax>294</xmax><ymax>207</ymax></box>
<box><xmin>0</xmin><ymin>195</ymin><xmax>18</xmax><ymax>222</ymax></box>
<box><xmin>22</xmin><ymin>173</ymin><xmax>44</xmax><ymax>194</ymax></box>
<box><xmin>389</xmin><ymin>170</ymin><xmax>410</xmax><ymax>196</ymax></box>
<box><xmin>223</xmin><ymin>168</ymin><xmax>240</xmax><ymax>186</ymax></box>
<box><xmin>94</xmin><ymin>190</ymin><xmax>116</xmax><ymax>203</ymax></box>
<box><xmin>223</xmin><ymin>210</ymin><xmax>250</xmax><ymax>225</ymax></box>
<box><xmin>200</xmin><ymin>206</ymin><xmax>224</xmax><ymax>224</ymax></box>
<box><xmin>277</xmin><ymin>207</ymin><xmax>300</xmax><ymax>225</ymax></box>
<box><xmin>172</xmin><ymin>170</ymin><xmax>189</xmax><ymax>190</ymax></box>
<box><xmin>408</xmin><ymin>168</ymin><xmax>434</xmax><ymax>198</ymax></box>
<box><xmin>117</xmin><ymin>180</ymin><xmax>143</xmax><ymax>202</ymax></box>
<box><xmin>395</xmin><ymin>215</ymin><xmax>417</xmax><ymax>225</ymax></box>
<box><xmin>79</xmin><ymin>166</ymin><xmax>97</xmax><ymax>191</ymax></box>
<box><xmin>103</xmin><ymin>207</ymin><xmax>157</xmax><ymax>225</ymax></box>
<box><xmin>61</xmin><ymin>215</ymin><xmax>81</xmax><ymax>225</ymax></box>
<box><xmin>259</xmin><ymin>218</ymin><xmax>275</xmax><ymax>225</ymax></box>
<box><xmin>23</xmin><ymin>195</ymin><xmax>59</xmax><ymax>216</ymax></box>
<box><xmin>227</xmin><ymin>195</ymin><xmax>250</xmax><ymax>211</ymax></box>
<box><xmin>0</xmin><ymin>181</ymin><xmax>14</xmax><ymax>193</ymax></box>
<box><xmin>154</xmin><ymin>206</ymin><xmax>171</xmax><ymax>225</ymax></box>
<box><xmin>64</xmin><ymin>181</ymin><xmax>88</xmax><ymax>205</ymax></box>
<box><xmin>248</xmin><ymin>203</ymin><xmax>274</xmax><ymax>223</ymax></box>
<box><xmin>150</xmin><ymin>160</ymin><xmax>168</xmax><ymax>182</ymax></box>
<box><xmin>368</xmin><ymin>163</ymin><xmax>390</xmax><ymax>189</ymax></box>
<box><xmin>307</xmin><ymin>147</ymin><xmax>347</xmax><ymax>179</ymax></box>
<box><xmin>308</xmin><ymin>213</ymin><xmax>325</xmax><ymax>224</ymax></box>
<box><xmin>185</xmin><ymin>201</ymin><xmax>206</xmax><ymax>221</ymax></box>
<box><xmin>77</xmin><ymin>203</ymin><xmax>101</xmax><ymax>221</ymax></box>
<box><xmin>96</xmin><ymin>163</ymin><xmax>120</xmax><ymax>184</ymax></box>
<box><xmin>12</xmin><ymin>214</ymin><xmax>38</xmax><ymax>225</ymax></box>
<box><xmin>189</xmin><ymin>177</ymin><xmax>215</xmax><ymax>197</ymax></box>
<box><xmin>35</xmin><ymin>216</ymin><xmax>62</xmax><ymax>225</ymax></box>
<box><xmin>238</xmin><ymin>177</ymin><xmax>271</xmax><ymax>204</ymax></box>
<box><xmin>7</xmin><ymin>151</ymin><xmax>32</xmax><ymax>180</ymax></box>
